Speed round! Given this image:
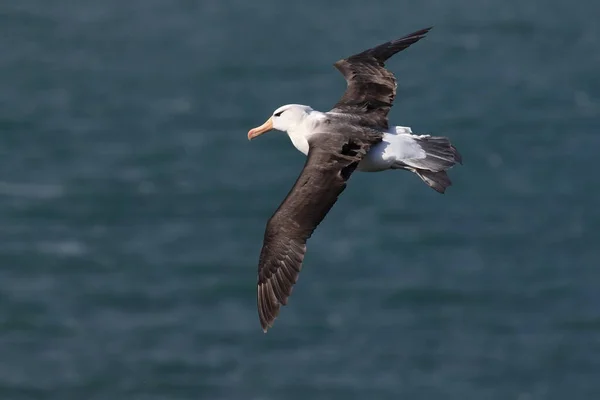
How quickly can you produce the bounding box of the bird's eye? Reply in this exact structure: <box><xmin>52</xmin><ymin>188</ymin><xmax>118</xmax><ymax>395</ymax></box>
<box><xmin>274</xmin><ymin>110</ymin><xmax>284</xmax><ymax>117</ymax></box>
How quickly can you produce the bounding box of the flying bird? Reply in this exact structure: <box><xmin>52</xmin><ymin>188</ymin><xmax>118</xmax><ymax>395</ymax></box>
<box><xmin>248</xmin><ymin>27</ymin><xmax>462</xmax><ymax>332</ymax></box>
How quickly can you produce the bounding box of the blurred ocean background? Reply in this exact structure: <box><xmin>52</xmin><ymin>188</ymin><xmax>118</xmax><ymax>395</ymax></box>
<box><xmin>1</xmin><ymin>1</ymin><xmax>599</xmax><ymax>399</ymax></box>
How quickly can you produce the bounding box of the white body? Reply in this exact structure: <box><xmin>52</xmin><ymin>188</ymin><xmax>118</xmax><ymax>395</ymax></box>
<box><xmin>356</xmin><ymin>125</ymin><xmax>426</xmax><ymax>172</ymax></box>
<box><xmin>276</xmin><ymin>106</ymin><xmax>428</xmax><ymax>173</ymax></box>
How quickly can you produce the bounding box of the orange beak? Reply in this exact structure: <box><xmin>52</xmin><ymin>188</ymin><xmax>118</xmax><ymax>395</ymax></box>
<box><xmin>248</xmin><ymin>117</ymin><xmax>273</xmax><ymax>140</ymax></box>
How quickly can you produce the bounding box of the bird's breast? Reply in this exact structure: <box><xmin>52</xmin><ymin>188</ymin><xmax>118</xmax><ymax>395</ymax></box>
<box><xmin>287</xmin><ymin>130</ymin><xmax>309</xmax><ymax>155</ymax></box>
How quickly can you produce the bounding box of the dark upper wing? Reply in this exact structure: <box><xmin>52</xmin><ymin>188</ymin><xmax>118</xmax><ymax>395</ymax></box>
<box><xmin>256</xmin><ymin>127</ymin><xmax>382</xmax><ymax>332</ymax></box>
<box><xmin>330</xmin><ymin>27</ymin><xmax>432</xmax><ymax>129</ymax></box>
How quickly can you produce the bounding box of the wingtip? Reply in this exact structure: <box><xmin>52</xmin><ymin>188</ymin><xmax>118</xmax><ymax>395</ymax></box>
<box><xmin>261</xmin><ymin>320</ymin><xmax>273</xmax><ymax>333</ymax></box>
<box><xmin>414</xmin><ymin>26</ymin><xmax>434</xmax><ymax>38</ymax></box>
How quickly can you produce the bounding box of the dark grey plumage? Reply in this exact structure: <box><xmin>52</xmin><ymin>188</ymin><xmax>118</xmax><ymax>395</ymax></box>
<box><xmin>257</xmin><ymin>124</ymin><xmax>382</xmax><ymax>332</ymax></box>
<box><xmin>256</xmin><ymin>27</ymin><xmax>434</xmax><ymax>332</ymax></box>
<box><xmin>330</xmin><ymin>27</ymin><xmax>432</xmax><ymax>129</ymax></box>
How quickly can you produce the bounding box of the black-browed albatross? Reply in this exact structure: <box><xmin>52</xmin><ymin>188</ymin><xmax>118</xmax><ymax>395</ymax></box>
<box><xmin>248</xmin><ymin>27</ymin><xmax>462</xmax><ymax>332</ymax></box>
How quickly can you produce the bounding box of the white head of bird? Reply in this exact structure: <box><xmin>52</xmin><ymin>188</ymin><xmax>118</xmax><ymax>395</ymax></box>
<box><xmin>247</xmin><ymin>104</ymin><xmax>315</xmax><ymax>140</ymax></box>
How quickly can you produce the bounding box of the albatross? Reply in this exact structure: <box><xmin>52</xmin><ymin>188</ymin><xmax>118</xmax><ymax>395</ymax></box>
<box><xmin>248</xmin><ymin>27</ymin><xmax>462</xmax><ymax>332</ymax></box>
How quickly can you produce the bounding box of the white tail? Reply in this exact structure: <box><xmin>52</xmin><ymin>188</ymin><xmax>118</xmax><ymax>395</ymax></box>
<box><xmin>390</xmin><ymin>133</ymin><xmax>462</xmax><ymax>194</ymax></box>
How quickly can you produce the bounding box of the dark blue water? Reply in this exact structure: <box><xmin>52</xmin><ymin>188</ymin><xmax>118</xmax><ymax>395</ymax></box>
<box><xmin>1</xmin><ymin>1</ymin><xmax>599</xmax><ymax>399</ymax></box>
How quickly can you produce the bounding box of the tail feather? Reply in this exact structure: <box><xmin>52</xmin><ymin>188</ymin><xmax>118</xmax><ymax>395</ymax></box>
<box><xmin>405</xmin><ymin>136</ymin><xmax>462</xmax><ymax>172</ymax></box>
<box><xmin>414</xmin><ymin>170</ymin><xmax>452</xmax><ymax>194</ymax></box>
<box><xmin>391</xmin><ymin>134</ymin><xmax>462</xmax><ymax>194</ymax></box>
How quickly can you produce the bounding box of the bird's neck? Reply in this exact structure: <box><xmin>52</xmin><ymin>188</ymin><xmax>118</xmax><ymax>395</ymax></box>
<box><xmin>286</xmin><ymin>110</ymin><xmax>325</xmax><ymax>155</ymax></box>
<box><xmin>287</xmin><ymin>128</ymin><xmax>310</xmax><ymax>155</ymax></box>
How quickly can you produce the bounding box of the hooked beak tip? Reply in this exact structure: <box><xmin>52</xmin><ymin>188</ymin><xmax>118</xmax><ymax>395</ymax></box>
<box><xmin>247</xmin><ymin>117</ymin><xmax>273</xmax><ymax>141</ymax></box>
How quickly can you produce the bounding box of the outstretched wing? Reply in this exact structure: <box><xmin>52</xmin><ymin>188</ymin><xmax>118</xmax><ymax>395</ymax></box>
<box><xmin>330</xmin><ymin>27</ymin><xmax>432</xmax><ymax>129</ymax></box>
<box><xmin>256</xmin><ymin>127</ymin><xmax>382</xmax><ymax>332</ymax></box>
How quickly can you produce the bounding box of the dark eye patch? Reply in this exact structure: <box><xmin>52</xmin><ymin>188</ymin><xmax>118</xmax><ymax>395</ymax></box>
<box><xmin>274</xmin><ymin>110</ymin><xmax>284</xmax><ymax>117</ymax></box>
